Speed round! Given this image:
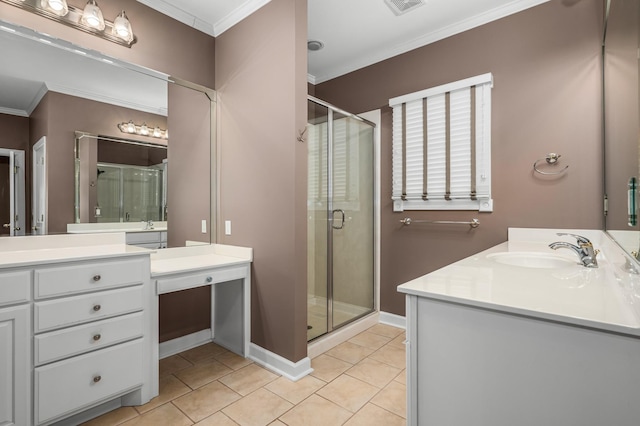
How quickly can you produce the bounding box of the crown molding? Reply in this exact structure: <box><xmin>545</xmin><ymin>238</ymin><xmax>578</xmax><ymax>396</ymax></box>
<box><xmin>136</xmin><ymin>0</ymin><xmax>271</xmax><ymax>38</ymax></box>
<box><xmin>307</xmin><ymin>73</ymin><xmax>316</xmax><ymax>85</ymax></box>
<box><xmin>25</xmin><ymin>83</ymin><xmax>49</xmax><ymax>116</ymax></box>
<box><xmin>136</xmin><ymin>0</ymin><xmax>215</xmax><ymax>36</ymax></box>
<box><xmin>0</xmin><ymin>106</ymin><xmax>28</xmax><ymax>117</ymax></box>
<box><xmin>312</xmin><ymin>0</ymin><xmax>550</xmax><ymax>84</ymax></box>
<box><xmin>46</xmin><ymin>82</ymin><xmax>168</xmax><ymax>116</ymax></box>
<box><xmin>213</xmin><ymin>0</ymin><xmax>271</xmax><ymax>37</ymax></box>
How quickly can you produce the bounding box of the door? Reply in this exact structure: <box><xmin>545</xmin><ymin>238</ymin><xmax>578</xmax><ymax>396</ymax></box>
<box><xmin>32</xmin><ymin>137</ymin><xmax>46</xmax><ymax>235</ymax></box>
<box><xmin>307</xmin><ymin>98</ymin><xmax>375</xmax><ymax>341</ymax></box>
<box><xmin>0</xmin><ymin>305</ymin><xmax>30</xmax><ymax>426</ymax></box>
<box><xmin>0</xmin><ymin>149</ymin><xmax>25</xmax><ymax>236</ymax></box>
<box><xmin>329</xmin><ymin>112</ymin><xmax>375</xmax><ymax>330</ymax></box>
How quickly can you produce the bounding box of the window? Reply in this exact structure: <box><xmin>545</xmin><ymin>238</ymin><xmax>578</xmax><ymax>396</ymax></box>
<box><xmin>389</xmin><ymin>73</ymin><xmax>493</xmax><ymax>212</ymax></box>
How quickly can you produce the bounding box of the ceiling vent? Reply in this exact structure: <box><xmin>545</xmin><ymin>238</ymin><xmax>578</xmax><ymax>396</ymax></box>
<box><xmin>384</xmin><ymin>0</ymin><xmax>425</xmax><ymax>16</ymax></box>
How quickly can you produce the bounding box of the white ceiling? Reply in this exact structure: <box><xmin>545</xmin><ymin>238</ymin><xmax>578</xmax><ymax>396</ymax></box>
<box><xmin>143</xmin><ymin>0</ymin><xmax>551</xmax><ymax>84</ymax></box>
<box><xmin>0</xmin><ymin>0</ymin><xmax>551</xmax><ymax>116</ymax></box>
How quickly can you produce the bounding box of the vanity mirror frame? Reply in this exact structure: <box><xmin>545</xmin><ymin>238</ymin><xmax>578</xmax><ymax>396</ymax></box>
<box><xmin>602</xmin><ymin>0</ymin><xmax>640</xmax><ymax>258</ymax></box>
<box><xmin>0</xmin><ymin>19</ymin><xmax>218</xmax><ymax>245</ymax></box>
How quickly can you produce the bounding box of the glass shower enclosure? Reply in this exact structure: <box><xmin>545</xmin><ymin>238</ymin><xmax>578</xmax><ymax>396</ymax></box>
<box><xmin>307</xmin><ymin>97</ymin><xmax>375</xmax><ymax>341</ymax></box>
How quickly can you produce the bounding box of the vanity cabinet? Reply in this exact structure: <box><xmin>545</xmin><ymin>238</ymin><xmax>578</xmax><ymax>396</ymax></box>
<box><xmin>126</xmin><ymin>231</ymin><xmax>167</xmax><ymax>249</ymax></box>
<box><xmin>32</xmin><ymin>256</ymin><xmax>151</xmax><ymax>425</ymax></box>
<box><xmin>0</xmin><ymin>250</ymin><xmax>154</xmax><ymax>426</ymax></box>
<box><xmin>0</xmin><ymin>304</ymin><xmax>30</xmax><ymax>426</ymax></box>
<box><xmin>0</xmin><ymin>269</ymin><xmax>31</xmax><ymax>426</ymax></box>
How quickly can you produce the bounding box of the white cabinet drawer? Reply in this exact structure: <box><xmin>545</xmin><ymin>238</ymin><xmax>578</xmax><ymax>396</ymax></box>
<box><xmin>126</xmin><ymin>232</ymin><xmax>161</xmax><ymax>245</ymax></box>
<box><xmin>0</xmin><ymin>270</ymin><xmax>30</xmax><ymax>306</ymax></box>
<box><xmin>34</xmin><ymin>312</ymin><xmax>144</xmax><ymax>366</ymax></box>
<box><xmin>34</xmin><ymin>286</ymin><xmax>143</xmax><ymax>333</ymax></box>
<box><xmin>34</xmin><ymin>257</ymin><xmax>146</xmax><ymax>299</ymax></box>
<box><xmin>35</xmin><ymin>339</ymin><xmax>143</xmax><ymax>425</ymax></box>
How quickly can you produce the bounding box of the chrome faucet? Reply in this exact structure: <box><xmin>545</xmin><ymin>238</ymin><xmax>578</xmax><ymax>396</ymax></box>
<box><xmin>142</xmin><ymin>220</ymin><xmax>154</xmax><ymax>230</ymax></box>
<box><xmin>549</xmin><ymin>233</ymin><xmax>599</xmax><ymax>268</ymax></box>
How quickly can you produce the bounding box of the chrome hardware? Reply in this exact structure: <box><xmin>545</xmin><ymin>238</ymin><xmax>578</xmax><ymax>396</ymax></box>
<box><xmin>533</xmin><ymin>153</ymin><xmax>569</xmax><ymax>175</ymax></box>
<box><xmin>92</xmin><ymin>275</ymin><xmax>101</xmax><ymax>282</ymax></box>
<box><xmin>549</xmin><ymin>233</ymin><xmax>599</xmax><ymax>268</ymax></box>
<box><xmin>93</xmin><ymin>375</ymin><xmax>102</xmax><ymax>383</ymax></box>
<box><xmin>206</xmin><ymin>276</ymin><xmax>213</xmax><ymax>283</ymax></box>
<box><xmin>2</xmin><ymin>223</ymin><xmax>9</xmax><ymax>228</ymax></box>
<box><xmin>332</xmin><ymin>209</ymin><xmax>345</xmax><ymax>229</ymax></box>
<box><xmin>93</xmin><ymin>334</ymin><xmax>101</xmax><ymax>341</ymax></box>
<box><xmin>92</xmin><ymin>304</ymin><xmax>101</xmax><ymax>312</ymax></box>
<box><xmin>400</xmin><ymin>217</ymin><xmax>480</xmax><ymax>229</ymax></box>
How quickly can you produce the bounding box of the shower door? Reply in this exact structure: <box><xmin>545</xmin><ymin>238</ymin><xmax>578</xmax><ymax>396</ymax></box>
<box><xmin>307</xmin><ymin>97</ymin><xmax>375</xmax><ymax>341</ymax></box>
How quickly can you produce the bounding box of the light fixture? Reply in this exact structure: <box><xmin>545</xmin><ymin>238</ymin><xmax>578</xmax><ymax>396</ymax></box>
<box><xmin>118</xmin><ymin>121</ymin><xmax>168</xmax><ymax>140</ymax></box>
<box><xmin>112</xmin><ymin>10</ymin><xmax>133</xmax><ymax>43</ymax></box>
<box><xmin>81</xmin><ymin>0</ymin><xmax>104</xmax><ymax>31</ymax></box>
<box><xmin>40</xmin><ymin>0</ymin><xmax>68</xmax><ymax>16</ymax></box>
<box><xmin>0</xmin><ymin>0</ymin><xmax>137</xmax><ymax>47</ymax></box>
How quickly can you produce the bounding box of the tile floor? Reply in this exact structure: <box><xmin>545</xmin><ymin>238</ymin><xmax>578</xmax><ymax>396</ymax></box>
<box><xmin>83</xmin><ymin>324</ymin><xmax>406</xmax><ymax>426</ymax></box>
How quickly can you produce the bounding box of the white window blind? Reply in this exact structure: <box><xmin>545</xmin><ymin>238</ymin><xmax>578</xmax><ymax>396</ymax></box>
<box><xmin>390</xmin><ymin>73</ymin><xmax>493</xmax><ymax>212</ymax></box>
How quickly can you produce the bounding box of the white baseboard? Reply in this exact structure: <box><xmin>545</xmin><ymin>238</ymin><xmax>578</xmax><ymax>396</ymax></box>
<box><xmin>159</xmin><ymin>329</ymin><xmax>213</xmax><ymax>359</ymax></box>
<box><xmin>307</xmin><ymin>312</ymin><xmax>380</xmax><ymax>359</ymax></box>
<box><xmin>248</xmin><ymin>343</ymin><xmax>313</xmax><ymax>382</ymax></box>
<box><xmin>379</xmin><ymin>311</ymin><xmax>406</xmax><ymax>329</ymax></box>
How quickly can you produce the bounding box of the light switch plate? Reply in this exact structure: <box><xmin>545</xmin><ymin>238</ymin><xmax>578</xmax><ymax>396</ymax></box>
<box><xmin>225</xmin><ymin>220</ymin><xmax>231</xmax><ymax>236</ymax></box>
<box><xmin>201</xmin><ymin>219</ymin><xmax>207</xmax><ymax>233</ymax></box>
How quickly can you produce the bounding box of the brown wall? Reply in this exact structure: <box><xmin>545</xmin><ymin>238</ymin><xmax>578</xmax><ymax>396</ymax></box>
<box><xmin>29</xmin><ymin>91</ymin><xmax>167</xmax><ymax>234</ymax></box>
<box><xmin>215</xmin><ymin>0</ymin><xmax>309</xmax><ymax>362</ymax></box>
<box><xmin>315</xmin><ymin>0</ymin><xmax>605</xmax><ymax>316</ymax></box>
<box><xmin>167</xmin><ymin>83</ymin><xmax>212</xmax><ymax>247</ymax></box>
<box><xmin>0</xmin><ymin>114</ymin><xmax>29</xmax><ymax>151</ymax></box>
<box><xmin>0</xmin><ymin>0</ymin><xmax>215</xmax><ymax>88</ymax></box>
<box><xmin>0</xmin><ymin>113</ymin><xmax>30</xmax><ymax>232</ymax></box>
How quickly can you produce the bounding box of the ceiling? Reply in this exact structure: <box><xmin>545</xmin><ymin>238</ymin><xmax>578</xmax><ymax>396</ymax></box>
<box><xmin>0</xmin><ymin>0</ymin><xmax>551</xmax><ymax>116</ymax></box>
<box><xmin>143</xmin><ymin>0</ymin><xmax>551</xmax><ymax>83</ymax></box>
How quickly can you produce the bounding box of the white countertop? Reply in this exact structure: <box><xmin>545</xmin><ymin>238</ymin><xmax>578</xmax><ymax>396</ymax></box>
<box><xmin>398</xmin><ymin>228</ymin><xmax>640</xmax><ymax>336</ymax></box>
<box><xmin>66</xmin><ymin>222</ymin><xmax>168</xmax><ymax>234</ymax></box>
<box><xmin>0</xmin><ymin>233</ymin><xmax>150</xmax><ymax>268</ymax></box>
<box><xmin>150</xmin><ymin>244</ymin><xmax>253</xmax><ymax>277</ymax></box>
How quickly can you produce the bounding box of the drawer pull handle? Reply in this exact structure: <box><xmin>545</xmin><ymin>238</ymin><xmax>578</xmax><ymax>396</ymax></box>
<box><xmin>93</xmin><ymin>375</ymin><xmax>102</xmax><ymax>383</ymax></box>
<box><xmin>93</xmin><ymin>334</ymin><xmax>101</xmax><ymax>341</ymax></box>
<box><xmin>206</xmin><ymin>276</ymin><xmax>213</xmax><ymax>283</ymax></box>
<box><xmin>93</xmin><ymin>304</ymin><xmax>101</xmax><ymax>312</ymax></box>
<box><xmin>92</xmin><ymin>275</ymin><xmax>101</xmax><ymax>282</ymax></box>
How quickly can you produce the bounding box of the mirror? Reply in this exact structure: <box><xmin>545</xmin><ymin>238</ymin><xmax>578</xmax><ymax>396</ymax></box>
<box><xmin>74</xmin><ymin>133</ymin><xmax>168</xmax><ymax>224</ymax></box>
<box><xmin>0</xmin><ymin>21</ymin><xmax>214</xmax><ymax>245</ymax></box>
<box><xmin>603</xmin><ymin>0</ymin><xmax>640</xmax><ymax>256</ymax></box>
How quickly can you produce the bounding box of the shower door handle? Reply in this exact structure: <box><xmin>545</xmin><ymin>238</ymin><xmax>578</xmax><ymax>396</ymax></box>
<box><xmin>332</xmin><ymin>209</ymin><xmax>345</xmax><ymax>229</ymax></box>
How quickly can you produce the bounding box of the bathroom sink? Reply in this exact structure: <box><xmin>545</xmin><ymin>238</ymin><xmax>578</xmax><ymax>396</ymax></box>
<box><xmin>486</xmin><ymin>252</ymin><xmax>577</xmax><ymax>269</ymax></box>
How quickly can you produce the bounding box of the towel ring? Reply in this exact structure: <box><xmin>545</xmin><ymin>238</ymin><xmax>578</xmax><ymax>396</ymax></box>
<box><xmin>533</xmin><ymin>153</ymin><xmax>568</xmax><ymax>175</ymax></box>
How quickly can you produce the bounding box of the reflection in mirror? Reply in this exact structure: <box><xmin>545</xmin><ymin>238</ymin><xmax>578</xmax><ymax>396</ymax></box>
<box><xmin>0</xmin><ymin>20</ymin><xmax>214</xmax><ymax>245</ymax></box>
<box><xmin>603</xmin><ymin>0</ymin><xmax>640</xmax><ymax>257</ymax></box>
<box><xmin>74</xmin><ymin>132</ymin><xmax>168</xmax><ymax>224</ymax></box>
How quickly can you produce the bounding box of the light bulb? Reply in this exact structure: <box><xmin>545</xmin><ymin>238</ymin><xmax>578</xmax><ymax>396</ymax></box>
<box><xmin>153</xmin><ymin>127</ymin><xmax>162</xmax><ymax>138</ymax></box>
<box><xmin>126</xmin><ymin>121</ymin><xmax>135</xmax><ymax>133</ymax></box>
<box><xmin>40</xmin><ymin>0</ymin><xmax>68</xmax><ymax>16</ymax></box>
<box><xmin>81</xmin><ymin>0</ymin><xmax>105</xmax><ymax>31</ymax></box>
<box><xmin>112</xmin><ymin>11</ymin><xmax>134</xmax><ymax>43</ymax></box>
<box><xmin>140</xmin><ymin>123</ymin><xmax>149</xmax><ymax>136</ymax></box>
